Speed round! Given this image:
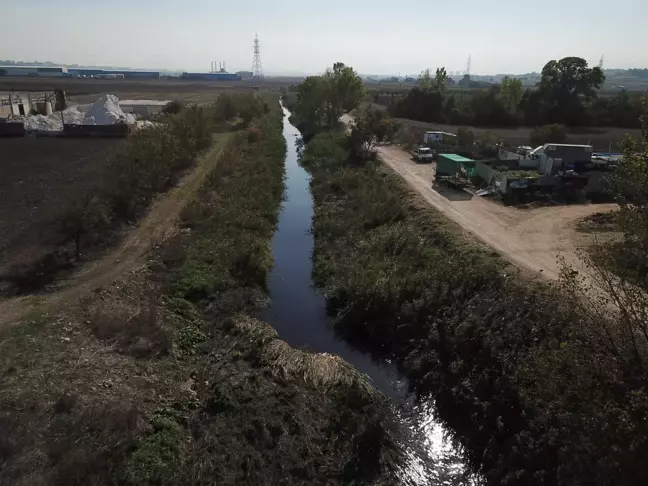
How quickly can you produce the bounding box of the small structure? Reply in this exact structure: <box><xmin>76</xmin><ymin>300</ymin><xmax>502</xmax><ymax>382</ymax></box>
<box><xmin>0</xmin><ymin>92</ymin><xmax>56</xmax><ymax>118</ymax></box>
<box><xmin>423</xmin><ymin>131</ymin><xmax>458</xmax><ymax>145</ymax></box>
<box><xmin>436</xmin><ymin>153</ymin><xmax>477</xmax><ymax>177</ymax></box>
<box><xmin>119</xmin><ymin>100</ymin><xmax>170</xmax><ymax>117</ymax></box>
<box><xmin>236</xmin><ymin>71</ymin><xmax>254</xmax><ymax>80</ymax></box>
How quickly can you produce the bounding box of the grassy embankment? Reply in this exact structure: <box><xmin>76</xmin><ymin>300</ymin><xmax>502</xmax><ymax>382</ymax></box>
<box><xmin>0</xmin><ymin>99</ymin><xmax>403</xmax><ymax>485</ymax></box>
<box><xmin>300</xmin><ymin>131</ymin><xmax>648</xmax><ymax>485</ymax></box>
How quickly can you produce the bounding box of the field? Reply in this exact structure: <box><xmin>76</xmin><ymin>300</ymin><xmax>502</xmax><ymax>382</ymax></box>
<box><xmin>0</xmin><ymin>76</ymin><xmax>292</xmax><ymax>105</ymax></box>
<box><xmin>0</xmin><ymin>137</ymin><xmax>122</xmax><ymax>271</ymax></box>
<box><xmin>0</xmin><ymin>79</ymin><xmax>286</xmax><ymax>276</ymax></box>
<box><xmin>394</xmin><ymin>116</ymin><xmax>642</xmax><ymax>151</ymax></box>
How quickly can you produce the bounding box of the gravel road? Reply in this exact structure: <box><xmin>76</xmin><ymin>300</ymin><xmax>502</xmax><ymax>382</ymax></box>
<box><xmin>377</xmin><ymin>145</ymin><xmax>617</xmax><ymax>280</ymax></box>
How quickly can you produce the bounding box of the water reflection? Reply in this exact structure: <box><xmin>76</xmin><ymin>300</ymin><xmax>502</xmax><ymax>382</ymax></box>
<box><xmin>263</xmin><ymin>103</ymin><xmax>473</xmax><ymax>485</ymax></box>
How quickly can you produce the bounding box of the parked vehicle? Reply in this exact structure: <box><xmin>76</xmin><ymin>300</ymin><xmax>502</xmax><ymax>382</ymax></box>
<box><xmin>413</xmin><ymin>146</ymin><xmax>435</xmax><ymax>162</ymax></box>
<box><xmin>423</xmin><ymin>131</ymin><xmax>458</xmax><ymax>145</ymax></box>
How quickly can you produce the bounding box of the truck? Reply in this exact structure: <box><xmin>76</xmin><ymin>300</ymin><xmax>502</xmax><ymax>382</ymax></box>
<box><xmin>423</xmin><ymin>131</ymin><xmax>458</xmax><ymax>145</ymax></box>
<box><xmin>412</xmin><ymin>146</ymin><xmax>435</xmax><ymax>163</ymax></box>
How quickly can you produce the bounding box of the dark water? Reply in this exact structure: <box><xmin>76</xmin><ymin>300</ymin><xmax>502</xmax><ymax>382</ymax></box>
<box><xmin>263</xmin><ymin>104</ymin><xmax>470</xmax><ymax>484</ymax></box>
<box><xmin>262</xmin><ymin>105</ymin><xmax>406</xmax><ymax>398</ymax></box>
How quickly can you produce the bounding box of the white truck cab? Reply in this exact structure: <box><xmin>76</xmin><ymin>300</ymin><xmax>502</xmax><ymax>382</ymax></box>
<box><xmin>415</xmin><ymin>147</ymin><xmax>434</xmax><ymax>162</ymax></box>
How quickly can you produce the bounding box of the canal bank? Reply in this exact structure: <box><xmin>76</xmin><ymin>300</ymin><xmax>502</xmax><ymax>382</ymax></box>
<box><xmin>263</xmin><ymin>104</ymin><xmax>471</xmax><ymax>485</ymax></box>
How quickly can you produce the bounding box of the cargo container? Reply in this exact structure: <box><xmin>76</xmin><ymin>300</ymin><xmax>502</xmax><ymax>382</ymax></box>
<box><xmin>436</xmin><ymin>153</ymin><xmax>477</xmax><ymax>178</ymax></box>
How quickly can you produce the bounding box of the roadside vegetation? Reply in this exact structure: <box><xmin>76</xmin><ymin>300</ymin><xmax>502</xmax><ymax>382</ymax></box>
<box><xmin>0</xmin><ymin>95</ymin><xmax>272</xmax><ymax>296</ymax></box>
<box><xmin>293</xmin><ymin>64</ymin><xmax>648</xmax><ymax>485</ymax></box>
<box><xmin>0</xmin><ymin>95</ymin><xmax>404</xmax><ymax>486</ymax></box>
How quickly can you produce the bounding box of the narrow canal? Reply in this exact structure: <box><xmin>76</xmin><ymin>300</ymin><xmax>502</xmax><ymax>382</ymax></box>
<box><xmin>262</xmin><ymin>103</ymin><xmax>470</xmax><ymax>484</ymax></box>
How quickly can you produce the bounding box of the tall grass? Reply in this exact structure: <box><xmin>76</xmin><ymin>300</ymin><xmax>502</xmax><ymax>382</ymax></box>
<box><xmin>301</xmin><ymin>132</ymin><xmax>648</xmax><ymax>485</ymax></box>
<box><xmin>120</xmin><ymin>100</ymin><xmax>405</xmax><ymax>485</ymax></box>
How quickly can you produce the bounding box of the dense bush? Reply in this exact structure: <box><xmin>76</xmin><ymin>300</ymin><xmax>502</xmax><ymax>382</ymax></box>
<box><xmin>211</xmin><ymin>93</ymin><xmax>269</xmax><ymax>128</ymax></box>
<box><xmin>121</xmin><ymin>102</ymin><xmax>404</xmax><ymax>485</ymax></box>
<box><xmin>162</xmin><ymin>100</ymin><xmax>184</xmax><ymax>115</ymax></box>
<box><xmin>529</xmin><ymin>123</ymin><xmax>568</xmax><ymax>146</ymax></box>
<box><xmin>301</xmin><ymin>132</ymin><xmax>648</xmax><ymax>485</ymax></box>
<box><xmin>58</xmin><ymin>105</ymin><xmax>215</xmax><ymax>256</ymax></box>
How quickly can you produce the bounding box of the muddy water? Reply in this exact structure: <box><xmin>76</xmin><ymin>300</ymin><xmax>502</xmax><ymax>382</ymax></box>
<box><xmin>262</xmin><ymin>104</ymin><xmax>471</xmax><ymax>484</ymax></box>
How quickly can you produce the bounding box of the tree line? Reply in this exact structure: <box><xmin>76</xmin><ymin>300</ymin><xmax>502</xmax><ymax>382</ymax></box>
<box><xmin>388</xmin><ymin>57</ymin><xmax>646</xmax><ymax>128</ymax></box>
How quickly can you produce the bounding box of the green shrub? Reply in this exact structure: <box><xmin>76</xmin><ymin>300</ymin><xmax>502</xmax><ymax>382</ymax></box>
<box><xmin>530</xmin><ymin>123</ymin><xmax>568</xmax><ymax>146</ymax></box>
<box><xmin>162</xmin><ymin>100</ymin><xmax>184</xmax><ymax>115</ymax></box>
<box><xmin>119</xmin><ymin>410</ymin><xmax>186</xmax><ymax>486</ymax></box>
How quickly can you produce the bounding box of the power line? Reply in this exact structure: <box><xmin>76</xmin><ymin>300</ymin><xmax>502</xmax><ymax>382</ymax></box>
<box><xmin>252</xmin><ymin>34</ymin><xmax>264</xmax><ymax>80</ymax></box>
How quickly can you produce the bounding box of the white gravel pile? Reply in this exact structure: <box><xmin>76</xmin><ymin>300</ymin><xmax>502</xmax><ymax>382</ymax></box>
<box><xmin>84</xmin><ymin>94</ymin><xmax>136</xmax><ymax>126</ymax></box>
<box><xmin>16</xmin><ymin>94</ymin><xmax>135</xmax><ymax>132</ymax></box>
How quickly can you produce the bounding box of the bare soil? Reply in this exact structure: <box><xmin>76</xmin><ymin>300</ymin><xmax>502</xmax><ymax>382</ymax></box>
<box><xmin>0</xmin><ymin>77</ymin><xmax>292</xmax><ymax>105</ymax></box>
<box><xmin>0</xmin><ymin>134</ymin><xmax>232</xmax><ymax>329</ymax></box>
<box><xmin>377</xmin><ymin>144</ymin><xmax>618</xmax><ymax>280</ymax></box>
<box><xmin>0</xmin><ymin>137</ymin><xmax>123</xmax><ymax>270</ymax></box>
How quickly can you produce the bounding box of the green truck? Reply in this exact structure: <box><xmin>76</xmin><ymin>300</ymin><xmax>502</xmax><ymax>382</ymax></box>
<box><xmin>435</xmin><ymin>153</ymin><xmax>476</xmax><ymax>189</ymax></box>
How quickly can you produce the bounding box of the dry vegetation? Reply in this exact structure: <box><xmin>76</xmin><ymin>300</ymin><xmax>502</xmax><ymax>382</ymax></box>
<box><xmin>0</xmin><ymin>137</ymin><xmax>123</xmax><ymax>271</ymax></box>
<box><xmin>300</xmin><ymin>128</ymin><xmax>648</xmax><ymax>485</ymax></box>
<box><xmin>0</xmin><ymin>98</ymin><xmax>404</xmax><ymax>486</ymax></box>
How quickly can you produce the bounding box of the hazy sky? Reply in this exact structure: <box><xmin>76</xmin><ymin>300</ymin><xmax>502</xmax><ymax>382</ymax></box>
<box><xmin>3</xmin><ymin>0</ymin><xmax>646</xmax><ymax>75</ymax></box>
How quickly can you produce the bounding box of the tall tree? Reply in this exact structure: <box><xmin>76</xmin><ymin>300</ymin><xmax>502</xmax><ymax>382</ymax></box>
<box><xmin>538</xmin><ymin>57</ymin><xmax>605</xmax><ymax>124</ymax></box>
<box><xmin>434</xmin><ymin>67</ymin><xmax>449</xmax><ymax>94</ymax></box>
<box><xmin>295</xmin><ymin>63</ymin><xmax>365</xmax><ymax>131</ymax></box>
<box><xmin>498</xmin><ymin>76</ymin><xmax>523</xmax><ymax>112</ymax></box>
<box><xmin>417</xmin><ymin>69</ymin><xmax>433</xmax><ymax>91</ymax></box>
<box><xmin>322</xmin><ymin>62</ymin><xmax>366</xmax><ymax>128</ymax></box>
<box><xmin>296</xmin><ymin>75</ymin><xmax>328</xmax><ymax>133</ymax></box>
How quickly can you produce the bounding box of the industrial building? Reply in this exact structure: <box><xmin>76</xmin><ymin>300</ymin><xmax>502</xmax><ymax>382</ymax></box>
<box><xmin>67</xmin><ymin>69</ymin><xmax>160</xmax><ymax>79</ymax></box>
<box><xmin>119</xmin><ymin>99</ymin><xmax>170</xmax><ymax>117</ymax></box>
<box><xmin>0</xmin><ymin>66</ymin><xmax>68</xmax><ymax>77</ymax></box>
<box><xmin>181</xmin><ymin>72</ymin><xmax>241</xmax><ymax>81</ymax></box>
<box><xmin>236</xmin><ymin>71</ymin><xmax>254</xmax><ymax>80</ymax></box>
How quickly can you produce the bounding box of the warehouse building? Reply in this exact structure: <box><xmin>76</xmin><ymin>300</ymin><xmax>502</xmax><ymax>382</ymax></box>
<box><xmin>181</xmin><ymin>72</ymin><xmax>242</xmax><ymax>81</ymax></box>
<box><xmin>0</xmin><ymin>66</ymin><xmax>68</xmax><ymax>77</ymax></box>
<box><xmin>67</xmin><ymin>69</ymin><xmax>160</xmax><ymax>79</ymax></box>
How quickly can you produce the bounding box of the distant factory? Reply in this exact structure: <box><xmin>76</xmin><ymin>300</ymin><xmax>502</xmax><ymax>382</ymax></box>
<box><xmin>0</xmin><ymin>65</ymin><xmax>161</xmax><ymax>79</ymax></box>
<box><xmin>181</xmin><ymin>61</ymin><xmax>242</xmax><ymax>81</ymax></box>
<box><xmin>0</xmin><ymin>66</ymin><xmax>69</xmax><ymax>77</ymax></box>
<box><xmin>68</xmin><ymin>69</ymin><xmax>160</xmax><ymax>79</ymax></box>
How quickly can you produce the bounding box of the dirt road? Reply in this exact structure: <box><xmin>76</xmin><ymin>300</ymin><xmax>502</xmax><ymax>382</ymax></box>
<box><xmin>0</xmin><ymin>134</ymin><xmax>232</xmax><ymax>329</ymax></box>
<box><xmin>377</xmin><ymin>145</ymin><xmax>617</xmax><ymax>280</ymax></box>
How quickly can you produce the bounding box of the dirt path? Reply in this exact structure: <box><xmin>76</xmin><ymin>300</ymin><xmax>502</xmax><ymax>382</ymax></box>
<box><xmin>0</xmin><ymin>134</ymin><xmax>232</xmax><ymax>328</ymax></box>
<box><xmin>377</xmin><ymin>145</ymin><xmax>617</xmax><ymax>280</ymax></box>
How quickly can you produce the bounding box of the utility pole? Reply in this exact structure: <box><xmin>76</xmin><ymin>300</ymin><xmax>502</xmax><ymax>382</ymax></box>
<box><xmin>252</xmin><ymin>33</ymin><xmax>264</xmax><ymax>81</ymax></box>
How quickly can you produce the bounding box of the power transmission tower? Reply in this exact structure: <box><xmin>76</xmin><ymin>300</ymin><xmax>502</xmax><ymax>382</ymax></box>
<box><xmin>252</xmin><ymin>34</ymin><xmax>264</xmax><ymax>80</ymax></box>
<box><xmin>598</xmin><ymin>55</ymin><xmax>604</xmax><ymax>69</ymax></box>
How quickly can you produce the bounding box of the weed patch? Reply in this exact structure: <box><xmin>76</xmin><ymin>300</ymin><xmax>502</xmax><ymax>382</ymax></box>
<box><xmin>302</xmin><ymin>132</ymin><xmax>648</xmax><ymax>485</ymax></box>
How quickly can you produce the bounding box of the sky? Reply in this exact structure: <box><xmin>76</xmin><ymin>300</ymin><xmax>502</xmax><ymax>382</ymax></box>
<box><xmin>3</xmin><ymin>0</ymin><xmax>647</xmax><ymax>75</ymax></box>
